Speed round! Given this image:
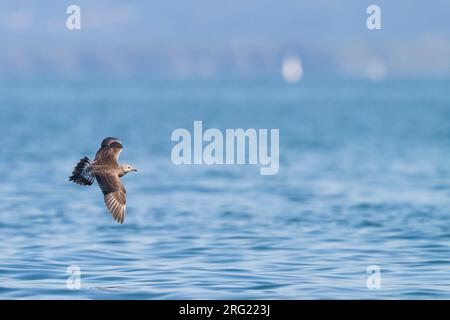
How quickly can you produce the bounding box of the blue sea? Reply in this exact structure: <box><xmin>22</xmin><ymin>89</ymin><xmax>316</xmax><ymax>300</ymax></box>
<box><xmin>1</xmin><ymin>78</ymin><xmax>450</xmax><ymax>299</ymax></box>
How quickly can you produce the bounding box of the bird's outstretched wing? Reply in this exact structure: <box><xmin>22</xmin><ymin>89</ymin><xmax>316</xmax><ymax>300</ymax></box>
<box><xmin>95</xmin><ymin>173</ymin><xmax>127</xmax><ymax>224</ymax></box>
<box><xmin>94</xmin><ymin>139</ymin><xmax>123</xmax><ymax>163</ymax></box>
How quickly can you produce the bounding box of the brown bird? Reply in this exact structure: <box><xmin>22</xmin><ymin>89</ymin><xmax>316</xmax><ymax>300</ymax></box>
<box><xmin>69</xmin><ymin>137</ymin><xmax>137</xmax><ymax>224</ymax></box>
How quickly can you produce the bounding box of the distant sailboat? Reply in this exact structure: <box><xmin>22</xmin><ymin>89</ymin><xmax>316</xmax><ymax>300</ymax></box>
<box><xmin>282</xmin><ymin>56</ymin><xmax>303</xmax><ymax>83</ymax></box>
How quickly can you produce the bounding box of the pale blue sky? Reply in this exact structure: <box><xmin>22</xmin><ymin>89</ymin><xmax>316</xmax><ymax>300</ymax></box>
<box><xmin>0</xmin><ymin>1</ymin><xmax>449</xmax><ymax>78</ymax></box>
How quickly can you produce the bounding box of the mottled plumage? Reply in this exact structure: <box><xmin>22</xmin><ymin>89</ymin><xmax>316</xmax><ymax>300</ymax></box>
<box><xmin>69</xmin><ymin>137</ymin><xmax>137</xmax><ymax>224</ymax></box>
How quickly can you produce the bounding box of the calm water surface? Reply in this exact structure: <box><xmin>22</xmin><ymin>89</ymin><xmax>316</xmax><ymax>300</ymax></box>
<box><xmin>1</xmin><ymin>79</ymin><xmax>450</xmax><ymax>299</ymax></box>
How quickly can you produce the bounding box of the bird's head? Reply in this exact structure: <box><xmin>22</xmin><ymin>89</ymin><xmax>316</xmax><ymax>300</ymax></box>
<box><xmin>101</xmin><ymin>137</ymin><xmax>122</xmax><ymax>148</ymax></box>
<box><xmin>121</xmin><ymin>164</ymin><xmax>138</xmax><ymax>175</ymax></box>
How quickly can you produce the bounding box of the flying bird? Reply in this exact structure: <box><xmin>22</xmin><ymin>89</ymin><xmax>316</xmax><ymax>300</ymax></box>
<box><xmin>69</xmin><ymin>137</ymin><xmax>137</xmax><ymax>224</ymax></box>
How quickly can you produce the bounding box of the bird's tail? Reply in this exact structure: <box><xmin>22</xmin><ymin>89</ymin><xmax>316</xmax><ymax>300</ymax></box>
<box><xmin>69</xmin><ymin>157</ymin><xmax>95</xmax><ymax>186</ymax></box>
